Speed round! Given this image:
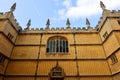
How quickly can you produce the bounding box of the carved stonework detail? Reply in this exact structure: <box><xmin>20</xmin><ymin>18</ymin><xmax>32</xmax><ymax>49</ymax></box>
<box><xmin>25</xmin><ymin>19</ymin><xmax>31</xmax><ymax>30</ymax></box>
<box><xmin>49</xmin><ymin>61</ymin><xmax>65</xmax><ymax>79</ymax></box>
<box><xmin>100</xmin><ymin>1</ymin><xmax>106</xmax><ymax>10</ymax></box>
<box><xmin>46</xmin><ymin>19</ymin><xmax>50</xmax><ymax>29</ymax></box>
<box><xmin>86</xmin><ymin>18</ymin><xmax>91</xmax><ymax>28</ymax></box>
<box><xmin>66</xmin><ymin>18</ymin><xmax>70</xmax><ymax>28</ymax></box>
<box><xmin>10</xmin><ymin>3</ymin><xmax>16</xmax><ymax>12</ymax></box>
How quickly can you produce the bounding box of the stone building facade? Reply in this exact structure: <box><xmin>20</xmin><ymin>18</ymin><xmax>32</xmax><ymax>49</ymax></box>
<box><xmin>0</xmin><ymin>1</ymin><xmax>120</xmax><ymax>80</ymax></box>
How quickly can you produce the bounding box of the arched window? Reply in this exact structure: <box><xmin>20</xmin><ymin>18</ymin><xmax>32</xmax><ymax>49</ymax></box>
<box><xmin>46</xmin><ymin>36</ymin><xmax>68</xmax><ymax>53</ymax></box>
<box><xmin>52</xmin><ymin>67</ymin><xmax>62</xmax><ymax>76</ymax></box>
<box><xmin>49</xmin><ymin>66</ymin><xmax>65</xmax><ymax>80</ymax></box>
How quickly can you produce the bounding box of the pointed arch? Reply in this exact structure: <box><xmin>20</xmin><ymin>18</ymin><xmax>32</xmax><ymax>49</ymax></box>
<box><xmin>49</xmin><ymin>65</ymin><xmax>65</xmax><ymax>80</ymax></box>
<box><xmin>46</xmin><ymin>36</ymin><xmax>68</xmax><ymax>53</ymax></box>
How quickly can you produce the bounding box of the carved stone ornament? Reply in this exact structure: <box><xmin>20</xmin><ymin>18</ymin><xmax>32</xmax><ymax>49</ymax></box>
<box><xmin>100</xmin><ymin>1</ymin><xmax>106</xmax><ymax>10</ymax></box>
<box><xmin>25</xmin><ymin>19</ymin><xmax>31</xmax><ymax>30</ymax></box>
<box><xmin>10</xmin><ymin>3</ymin><xmax>16</xmax><ymax>12</ymax></box>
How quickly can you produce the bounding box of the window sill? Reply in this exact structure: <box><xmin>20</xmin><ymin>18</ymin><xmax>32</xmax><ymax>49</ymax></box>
<box><xmin>46</xmin><ymin>53</ymin><xmax>70</xmax><ymax>55</ymax></box>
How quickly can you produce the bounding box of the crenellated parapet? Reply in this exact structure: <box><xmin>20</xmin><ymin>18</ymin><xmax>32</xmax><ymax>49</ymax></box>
<box><xmin>22</xmin><ymin>26</ymin><xmax>96</xmax><ymax>34</ymax></box>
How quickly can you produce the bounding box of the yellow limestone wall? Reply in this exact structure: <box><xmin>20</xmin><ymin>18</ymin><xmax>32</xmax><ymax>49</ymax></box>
<box><xmin>59</xmin><ymin>61</ymin><xmax>77</xmax><ymax>76</ymax></box>
<box><xmin>99</xmin><ymin>17</ymin><xmax>120</xmax><ymax>79</ymax></box>
<box><xmin>108</xmin><ymin>31</ymin><xmax>120</xmax><ymax>75</ymax></box>
<box><xmin>16</xmin><ymin>34</ymin><xmax>41</xmax><ymax>45</ymax></box>
<box><xmin>6</xmin><ymin>61</ymin><xmax>36</xmax><ymax>75</ymax></box>
<box><xmin>114</xmin><ymin>31</ymin><xmax>120</xmax><ymax>44</ymax></box>
<box><xmin>37</xmin><ymin>77</ymin><xmax>49</xmax><ymax>80</ymax></box>
<box><xmin>78</xmin><ymin>60</ymin><xmax>111</xmax><ymax>75</ymax></box>
<box><xmin>103</xmin><ymin>33</ymin><xmax>119</xmax><ymax>57</ymax></box>
<box><xmin>4</xmin><ymin>77</ymin><xmax>34</xmax><ymax>80</ymax></box>
<box><xmin>108</xmin><ymin>18</ymin><xmax>120</xmax><ymax>30</ymax></box>
<box><xmin>64</xmin><ymin>77</ymin><xmax>78</xmax><ymax>80</ymax></box>
<box><xmin>0</xmin><ymin>20</ymin><xmax>6</xmax><ymax>31</ymax></box>
<box><xmin>3</xmin><ymin>21</ymin><xmax>18</xmax><ymax>42</ymax></box>
<box><xmin>80</xmin><ymin>77</ymin><xmax>112</xmax><ymax>80</ymax></box>
<box><xmin>108</xmin><ymin>50</ymin><xmax>120</xmax><ymax>74</ymax></box>
<box><xmin>0</xmin><ymin>34</ymin><xmax>13</xmax><ymax>57</ymax></box>
<box><xmin>76</xmin><ymin>45</ymin><xmax>106</xmax><ymax>59</ymax></box>
<box><xmin>75</xmin><ymin>33</ymin><xmax>101</xmax><ymax>44</ymax></box>
<box><xmin>37</xmin><ymin>61</ymin><xmax>56</xmax><ymax>75</ymax></box>
<box><xmin>99</xmin><ymin>19</ymin><xmax>112</xmax><ymax>42</ymax></box>
<box><xmin>113</xmin><ymin>73</ymin><xmax>120</xmax><ymax>80</ymax></box>
<box><xmin>0</xmin><ymin>59</ymin><xmax>8</xmax><ymax>74</ymax></box>
<box><xmin>11</xmin><ymin>46</ymin><xmax>39</xmax><ymax>59</ymax></box>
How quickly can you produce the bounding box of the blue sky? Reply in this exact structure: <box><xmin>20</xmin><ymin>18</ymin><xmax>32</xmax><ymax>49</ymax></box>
<box><xmin>0</xmin><ymin>0</ymin><xmax>120</xmax><ymax>29</ymax></box>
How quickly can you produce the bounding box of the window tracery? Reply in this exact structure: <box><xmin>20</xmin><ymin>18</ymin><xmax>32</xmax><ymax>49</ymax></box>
<box><xmin>46</xmin><ymin>36</ymin><xmax>68</xmax><ymax>53</ymax></box>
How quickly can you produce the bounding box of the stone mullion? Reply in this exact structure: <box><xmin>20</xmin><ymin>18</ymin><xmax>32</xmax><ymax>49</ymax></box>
<box><xmin>61</xmin><ymin>40</ymin><xmax>63</xmax><ymax>53</ymax></box>
<box><xmin>48</xmin><ymin>41</ymin><xmax>50</xmax><ymax>52</ymax></box>
<box><xmin>65</xmin><ymin>40</ymin><xmax>66</xmax><ymax>52</ymax></box>
<box><xmin>58</xmin><ymin>39</ymin><xmax>60</xmax><ymax>53</ymax></box>
<box><xmin>52</xmin><ymin>40</ymin><xmax>54</xmax><ymax>52</ymax></box>
<box><xmin>55</xmin><ymin>39</ymin><xmax>57</xmax><ymax>53</ymax></box>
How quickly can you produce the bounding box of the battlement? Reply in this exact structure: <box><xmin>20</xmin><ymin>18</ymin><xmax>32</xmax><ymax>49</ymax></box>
<box><xmin>21</xmin><ymin>26</ymin><xmax>97</xmax><ymax>33</ymax></box>
<box><xmin>0</xmin><ymin>12</ymin><xmax>9</xmax><ymax>18</ymax></box>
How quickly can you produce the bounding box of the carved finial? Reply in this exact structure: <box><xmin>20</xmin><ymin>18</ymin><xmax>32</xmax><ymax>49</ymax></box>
<box><xmin>100</xmin><ymin>1</ymin><xmax>106</xmax><ymax>10</ymax></box>
<box><xmin>86</xmin><ymin>18</ymin><xmax>91</xmax><ymax>28</ymax></box>
<box><xmin>10</xmin><ymin>3</ymin><xmax>16</xmax><ymax>12</ymax></box>
<box><xmin>25</xmin><ymin>19</ymin><xmax>31</xmax><ymax>30</ymax></box>
<box><xmin>46</xmin><ymin>19</ymin><xmax>50</xmax><ymax>28</ymax></box>
<box><xmin>66</xmin><ymin>18</ymin><xmax>70</xmax><ymax>28</ymax></box>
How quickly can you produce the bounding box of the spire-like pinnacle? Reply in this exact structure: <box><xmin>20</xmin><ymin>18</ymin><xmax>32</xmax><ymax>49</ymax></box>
<box><xmin>100</xmin><ymin>1</ymin><xmax>106</xmax><ymax>10</ymax></box>
<box><xmin>86</xmin><ymin>18</ymin><xmax>90</xmax><ymax>25</ymax></box>
<box><xmin>10</xmin><ymin>3</ymin><xmax>16</xmax><ymax>12</ymax></box>
<box><xmin>46</xmin><ymin>19</ymin><xmax>50</xmax><ymax>28</ymax></box>
<box><xmin>66</xmin><ymin>18</ymin><xmax>70</xmax><ymax>25</ymax></box>
<box><xmin>26</xmin><ymin>19</ymin><xmax>31</xmax><ymax>30</ymax></box>
<box><xmin>66</xmin><ymin>18</ymin><xmax>70</xmax><ymax>28</ymax></box>
<box><xmin>86</xmin><ymin>18</ymin><xmax>91</xmax><ymax>28</ymax></box>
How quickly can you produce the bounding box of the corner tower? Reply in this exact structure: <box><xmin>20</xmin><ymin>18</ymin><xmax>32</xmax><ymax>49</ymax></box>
<box><xmin>0</xmin><ymin>3</ymin><xmax>21</xmax><ymax>79</ymax></box>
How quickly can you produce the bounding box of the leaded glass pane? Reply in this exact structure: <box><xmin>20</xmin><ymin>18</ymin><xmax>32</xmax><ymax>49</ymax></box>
<box><xmin>47</xmin><ymin>37</ymin><xmax>68</xmax><ymax>53</ymax></box>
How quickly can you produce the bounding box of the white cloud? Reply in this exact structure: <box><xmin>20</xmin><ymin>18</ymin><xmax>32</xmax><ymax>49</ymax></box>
<box><xmin>62</xmin><ymin>0</ymin><xmax>72</xmax><ymax>9</ymax></box>
<box><xmin>57</xmin><ymin>0</ymin><xmax>120</xmax><ymax>19</ymax></box>
<box><xmin>58</xmin><ymin>9</ymin><xmax>66</xmax><ymax>19</ymax></box>
<box><xmin>53</xmin><ymin>0</ymin><xmax>60</xmax><ymax>6</ymax></box>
